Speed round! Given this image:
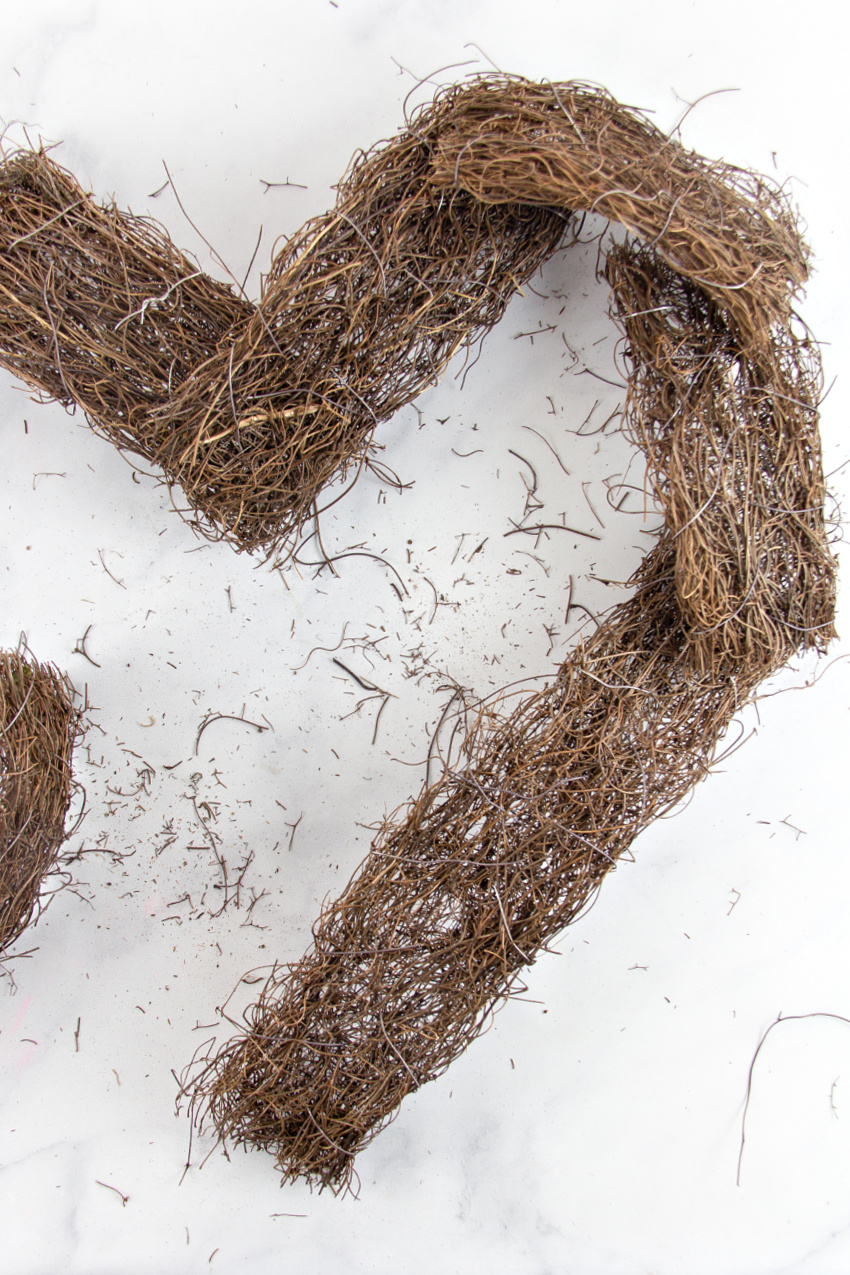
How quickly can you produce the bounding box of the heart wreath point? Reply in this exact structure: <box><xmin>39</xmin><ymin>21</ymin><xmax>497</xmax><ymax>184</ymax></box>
<box><xmin>0</xmin><ymin>75</ymin><xmax>837</xmax><ymax>1190</ymax></box>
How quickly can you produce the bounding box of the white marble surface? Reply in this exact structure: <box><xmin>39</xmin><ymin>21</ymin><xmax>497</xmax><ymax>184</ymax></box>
<box><xmin>1</xmin><ymin>2</ymin><xmax>849</xmax><ymax>1271</ymax></box>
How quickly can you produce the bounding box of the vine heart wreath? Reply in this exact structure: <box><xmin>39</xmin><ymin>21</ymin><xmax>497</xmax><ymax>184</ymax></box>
<box><xmin>0</xmin><ymin>76</ymin><xmax>837</xmax><ymax>1192</ymax></box>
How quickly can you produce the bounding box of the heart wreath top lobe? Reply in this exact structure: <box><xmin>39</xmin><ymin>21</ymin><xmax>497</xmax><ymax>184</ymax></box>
<box><xmin>0</xmin><ymin>75</ymin><xmax>837</xmax><ymax>1190</ymax></box>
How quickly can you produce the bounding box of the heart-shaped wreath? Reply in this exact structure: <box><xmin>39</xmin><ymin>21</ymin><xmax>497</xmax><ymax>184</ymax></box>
<box><xmin>0</xmin><ymin>76</ymin><xmax>837</xmax><ymax>1191</ymax></box>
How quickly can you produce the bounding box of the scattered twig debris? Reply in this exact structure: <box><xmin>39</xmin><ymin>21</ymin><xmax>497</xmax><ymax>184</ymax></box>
<box><xmin>97</xmin><ymin>549</ymin><xmax>127</xmax><ymax>589</ymax></box>
<box><xmin>195</xmin><ymin>712</ymin><xmax>269</xmax><ymax>755</ymax></box>
<box><xmin>96</xmin><ymin>1180</ymin><xmax>129</xmax><ymax>1207</ymax></box>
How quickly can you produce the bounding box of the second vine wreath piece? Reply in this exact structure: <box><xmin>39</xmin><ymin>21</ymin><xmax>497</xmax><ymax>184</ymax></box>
<box><xmin>183</xmin><ymin>78</ymin><xmax>836</xmax><ymax>1189</ymax></box>
<box><xmin>0</xmin><ymin>647</ymin><xmax>83</xmax><ymax>957</ymax></box>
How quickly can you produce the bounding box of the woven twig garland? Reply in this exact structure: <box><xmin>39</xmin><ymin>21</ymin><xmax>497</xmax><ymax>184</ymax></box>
<box><xmin>0</xmin><ymin>648</ymin><xmax>82</xmax><ymax>954</ymax></box>
<box><xmin>181</xmin><ymin>79</ymin><xmax>835</xmax><ymax>1190</ymax></box>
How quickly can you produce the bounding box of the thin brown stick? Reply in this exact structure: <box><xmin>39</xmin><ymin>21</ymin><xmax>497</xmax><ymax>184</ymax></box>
<box><xmin>737</xmin><ymin>1012</ymin><xmax>850</xmax><ymax>1185</ymax></box>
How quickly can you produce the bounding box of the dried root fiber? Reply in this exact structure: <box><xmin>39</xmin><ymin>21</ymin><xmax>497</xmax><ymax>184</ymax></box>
<box><xmin>182</xmin><ymin>78</ymin><xmax>836</xmax><ymax>1190</ymax></box>
<box><xmin>0</xmin><ymin>649</ymin><xmax>82</xmax><ymax>953</ymax></box>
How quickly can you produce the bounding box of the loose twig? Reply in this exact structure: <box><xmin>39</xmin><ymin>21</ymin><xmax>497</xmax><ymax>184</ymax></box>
<box><xmin>96</xmin><ymin>1180</ymin><xmax>129</xmax><ymax>1206</ymax></box>
<box><xmin>195</xmin><ymin>712</ymin><xmax>269</xmax><ymax>755</ymax></box>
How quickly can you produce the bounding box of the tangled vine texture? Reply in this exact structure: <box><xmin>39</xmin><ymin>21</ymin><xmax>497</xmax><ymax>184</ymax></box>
<box><xmin>0</xmin><ymin>76</ymin><xmax>837</xmax><ymax>1188</ymax></box>
<box><xmin>0</xmin><ymin>650</ymin><xmax>82</xmax><ymax>953</ymax></box>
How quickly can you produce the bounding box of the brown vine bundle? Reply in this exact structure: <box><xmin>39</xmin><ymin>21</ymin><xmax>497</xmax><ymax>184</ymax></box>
<box><xmin>0</xmin><ymin>648</ymin><xmax>82</xmax><ymax>953</ymax></box>
<box><xmin>180</xmin><ymin>79</ymin><xmax>836</xmax><ymax>1190</ymax></box>
<box><xmin>0</xmin><ymin>130</ymin><xmax>564</xmax><ymax>555</ymax></box>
